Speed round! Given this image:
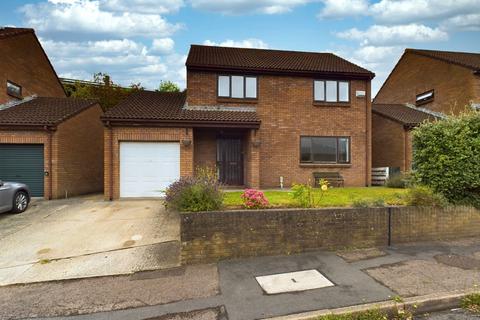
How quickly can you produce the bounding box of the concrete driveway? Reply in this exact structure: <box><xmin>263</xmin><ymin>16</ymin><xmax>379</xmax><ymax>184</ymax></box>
<box><xmin>0</xmin><ymin>195</ymin><xmax>180</xmax><ymax>286</ymax></box>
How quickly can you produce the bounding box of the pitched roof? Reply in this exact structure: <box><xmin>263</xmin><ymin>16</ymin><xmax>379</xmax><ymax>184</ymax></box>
<box><xmin>186</xmin><ymin>45</ymin><xmax>375</xmax><ymax>78</ymax></box>
<box><xmin>0</xmin><ymin>27</ymin><xmax>34</xmax><ymax>39</ymax></box>
<box><xmin>102</xmin><ymin>91</ymin><xmax>261</xmax><ymax>126</ymax></box>
<box><xmin>0</xmin><ymin>97</ymin><xmax>98</xmax><ymax>127</ymax></box>
<box><xmin>406</xmin><ymin>48</ymin><xmax>480</xmax><ymax>71</ymax></box>
<box><xmin>372</xmin><ymin>103</ymin><xmax>440</xmax><ymax>127</ymax></box>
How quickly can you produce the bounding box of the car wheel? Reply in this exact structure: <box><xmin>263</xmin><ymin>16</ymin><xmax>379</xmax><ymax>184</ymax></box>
<box><xmin>12</xmin><ymin>191</ymin><xmax>29</xmax><ymax>214</ymax></box>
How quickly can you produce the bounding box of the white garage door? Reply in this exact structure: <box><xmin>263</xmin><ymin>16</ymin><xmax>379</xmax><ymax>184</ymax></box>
<box><xmin>120</xmin><ymin>142</ymin><xmax>180</xmax><ymax>197</ymax></box>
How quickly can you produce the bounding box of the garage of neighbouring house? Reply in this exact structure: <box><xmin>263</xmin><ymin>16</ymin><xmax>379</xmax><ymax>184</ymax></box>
<box><xmin>102</xmin><ymin>91</ymin><xmax>260</xmax><ymax>200</ymax></box>
<box><xmin>0</xmin><ymin>97</ymin><xmax>104</xmax><ymax>199</ymax></box>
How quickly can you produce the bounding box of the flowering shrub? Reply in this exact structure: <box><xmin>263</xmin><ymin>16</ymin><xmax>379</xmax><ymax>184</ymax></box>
<box><xmin>164</xmin><ymin>167</ymin><xmax>224</xmax><ymax>212</ymax></box>
<box><xmin>291</xmin><ymin>179</ymin><xmax>329</xmax><ymax>208</ymax></box>
<box><xmin>241</xmin><ymin>189</ymin><xmax>269</xmax><ymax>209</ymax></box>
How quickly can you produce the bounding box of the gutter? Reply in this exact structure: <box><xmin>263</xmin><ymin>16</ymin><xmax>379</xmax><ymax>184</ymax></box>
<box><xmin>100</xmin><ymin>118</ymin><xmax>261</xmax><ymax>129</ymax></box>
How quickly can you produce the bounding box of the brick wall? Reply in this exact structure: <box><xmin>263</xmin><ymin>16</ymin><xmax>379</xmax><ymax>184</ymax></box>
<box><xmin>104</xmin><ymin>126</ymin><xmax>194</xmax><ymax>200</ymax></box>
<box><xmin>187</xmin><ymin>70</ymin><xmax>371</xmax><ymax>188</ymax></box>
<box><xmin>0</xmin><ymin>32</ymin><xmax>65</xmax><ymax>104</ymax></box>
<box><xmin>372</xmin><ymin>113</ymin><xmax>409</xmax><ymax>171</ymax></box>
<box><xmin>181</xmin><ymin>206</ymin><xmax>480</xmax><ymax>264</ymax></box>
<box><xmin>374</xmin><ymin>52</ymin><xmax>476</xmax><ymax>115</ymax></box>
<box><xmin>193</xmin><ymin>128</ymin><xmax>217</xmax><ymax>169</ymax></box>
<box><xmin>0</xmin><ymin>130</ymin><xmax>51</xmax><ymax>199</ymax></box>
<box><xmin>53</xmin><ymin>103</ymin><xmax>104</xmax><ymax>198</ymax></box>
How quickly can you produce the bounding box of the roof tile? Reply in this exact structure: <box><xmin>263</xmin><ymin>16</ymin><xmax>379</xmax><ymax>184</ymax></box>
<box><xmin>0</xmin><ymin>27</ymin><xmax>34</xmax><ymax>39</ymax></box>
<box><xmin>0</xmin><ymin>97</ymin><xmax>98</xmax><ymax>126</ymax></box>
<box><xmin>372</xmin><ymin>104</ymin><xmax>440</xmax><ymax>126</ymax></box>
<box><xmin>186</xmin><ymin>45</ymin><xmax>374</xmax><ymax>78</ymax></box>
<box><xmin>102</xmin><ymin>91</ymin><xmax>260</xmax><ymax>125</ymax></box>
<box><xmin>407</xmin><ymin>48</ymin><xmax>480</xmax><ymax>71</ymax></box>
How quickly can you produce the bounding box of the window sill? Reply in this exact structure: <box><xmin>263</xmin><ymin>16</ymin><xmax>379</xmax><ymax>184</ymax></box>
<box><xmin>217</xmin><ymin>97</ymin><xmax>258</xmax><ymax>104</ymax></box>
<box><xmin>313</xmin><ymin>102</ymin><xmax>350</xmax><ymax>108</ymax></box>
<box><xmin>415</xmin><ymin>100</ymin><xmax>433</xmax><ymax>106</ymax></box>
<box><xmin>300</xmin><ymin>163</ymin><xmax>351</xmax><ymax>168</ymax></box>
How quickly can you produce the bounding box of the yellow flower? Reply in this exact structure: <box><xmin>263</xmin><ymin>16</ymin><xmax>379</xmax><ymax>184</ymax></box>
<box><xmin>321</xmin><ymin>184</ymin><xmax>328</xmax><ymax>191</ymax></box>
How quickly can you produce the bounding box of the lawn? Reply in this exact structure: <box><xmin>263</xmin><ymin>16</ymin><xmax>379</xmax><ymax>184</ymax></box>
<box><xmin>223</xmin><ymin>187</ymin><xmax>407</xmax><ymax>209</ymax></box>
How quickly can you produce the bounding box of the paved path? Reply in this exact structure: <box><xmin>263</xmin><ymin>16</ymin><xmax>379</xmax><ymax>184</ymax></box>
<box><xmin>1</xmin><ymin>238</ymin><xmax>480</xmax><ymax>320</ymax></box>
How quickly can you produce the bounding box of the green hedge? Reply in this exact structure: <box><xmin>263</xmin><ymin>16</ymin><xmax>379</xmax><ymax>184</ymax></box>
<box><xmin>412</xmin><ymin>111</ymin><xmax>480</xmax><ymax>207</ymax></box>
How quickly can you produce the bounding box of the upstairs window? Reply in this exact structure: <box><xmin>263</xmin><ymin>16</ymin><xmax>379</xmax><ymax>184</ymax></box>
<box><xmin>217</xmin><ymin>75</ymin><xmax>257</xmax><ymax>99</ymax></box>
<box><xmin>6</xmin><ymin>80</ymin><xmax>22</xmax><ymax>98</ymax></box>
<box><xmin>314</xmin><ymin>80</ymin><xmax>349</xmax><ymax>103</ymax></box>
<box><xmin>416</xmin><ymin>89</ymin><xmax>434</xmax><ymax>105</ymax></box>
<box><xmin>300</xmin><ymin>136</ymin><xmax>350</xmax><ymax>164</ymax></box>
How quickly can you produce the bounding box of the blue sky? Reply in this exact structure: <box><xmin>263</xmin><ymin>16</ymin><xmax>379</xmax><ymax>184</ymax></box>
<box><xmin>1</xmin><ymin>0</ymin><xmax>479</xmax><ymax>95</ymax></box>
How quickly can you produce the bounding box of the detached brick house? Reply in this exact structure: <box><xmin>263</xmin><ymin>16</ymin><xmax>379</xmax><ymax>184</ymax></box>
<box><xmin>0</xmin><ymin>27</ymin><xmax>103</xmax><ymax>199</ymax></box>
<box><xmin>103</xmin><ymin>45</ymin><xmax>374</xmax><ymax>199</ymax></box>
<box><xmin>372</xmin><ymin>49</ymin><xmax>480</xmax><ymax>172</ymax></box>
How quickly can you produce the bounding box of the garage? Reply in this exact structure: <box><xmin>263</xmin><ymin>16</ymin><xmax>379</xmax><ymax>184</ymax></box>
<box><xmin>119</xmin><ymin>142</ymin><xmax>180</xmax><ymax>197</ymax></box>
<box><xmin>0</xmin><ymin>144</ymin><xmax>44</xmax><ymax>197</ymax></box>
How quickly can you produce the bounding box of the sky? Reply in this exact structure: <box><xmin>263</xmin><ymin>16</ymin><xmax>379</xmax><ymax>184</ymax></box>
<box><xmin>1</xmin><ymin>0</ymin><xmax>479</xmax><ymax>95</ymax></box>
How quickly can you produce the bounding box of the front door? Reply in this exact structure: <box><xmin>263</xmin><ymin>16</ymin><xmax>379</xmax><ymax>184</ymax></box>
<box><xmin>217</xmin><ymin>138</ymin><xmax>243</xmax><ymax>185</ymax></box>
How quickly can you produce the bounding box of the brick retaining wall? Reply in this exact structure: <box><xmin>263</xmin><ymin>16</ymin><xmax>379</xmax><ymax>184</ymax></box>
<box><xmin>180</xmin><ymin>206</ymin><xmax>480</xmax><ymax>264</ymax></box>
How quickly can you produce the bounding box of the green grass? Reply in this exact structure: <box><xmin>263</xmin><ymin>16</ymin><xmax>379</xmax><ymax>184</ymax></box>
<box><xmin>223</xmin><ymin>187</ymin><xmax>407</xmax><ymax>209</ymax></box>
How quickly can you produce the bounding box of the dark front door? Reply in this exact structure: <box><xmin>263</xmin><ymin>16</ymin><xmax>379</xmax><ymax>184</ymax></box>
<box><xmin>217</xmin><ymin>138</ymin><xmax>243</xmax><ymax>185</ymax></box>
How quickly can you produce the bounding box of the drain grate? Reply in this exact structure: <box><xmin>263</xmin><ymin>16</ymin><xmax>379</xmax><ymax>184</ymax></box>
<box><xmin>255</xmin><ymin>269</ymin><xmax>334</xmax><ymax>294</ymax></box>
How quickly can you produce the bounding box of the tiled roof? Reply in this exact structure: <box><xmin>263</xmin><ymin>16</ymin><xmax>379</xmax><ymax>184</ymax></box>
<box><xmin>102</xmin><ymin>91</ymin><xmax>261</xmax><ymax>125</ymax></box>
<box><xmin>186</xmin><ymin>45</ymin><xmax>374</xmax><ymax>78</ymax></box>
<box><xmin>372</xmin><ymin>104</ymin><xmax>440</xmax><ymax>126</ymax></box>
<box><xmin>407</xmin><ymin>48</ymin><xmax>480</xmax><ymax>71</ymax></box>
<box><xmin>0</xmin><ymin>97</ymin><xmax>98</xmax><ymax>126</ymax></box>
<box><xmin>0</xmin><ymin>27</ymin><xmax>34</xmax><ymax>39</ymax></box>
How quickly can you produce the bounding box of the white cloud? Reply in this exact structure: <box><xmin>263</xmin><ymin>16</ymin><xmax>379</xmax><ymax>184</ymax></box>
<box><xmin>370</xmin><ymin>0</ymin><xmax>480</xmax><ymax>24</ymax></box>
<box><xmin>189</xmin><ymin>0</ymin><xmax>311</xmax><ymax>15</ymax></box>
<box><xmin>102</xmin><ymin>0</ymin><xmax>184</xmax><ymax>14</ymax></box>
<box><xmin>39</xmin><ymin>38</ymin><xmax>186</xmax><ymax>89</ymax></box>
<box><xmin>337</xmin><ymin>24</ymin><xmax>448</xmax><ymax>46</ymax></box>
<box><xmin>441</xmin><ymin>13</ymin><xmax>480</xmax><ymax>31</ymax></box>
<box><xmin>21</xmin><ymin>0</ymin><xmax>182</xmax><ymax>38</ymax></box>
<box><xmin>203</xmin><ymin>38</ymin><xmax>269</xmax><ymax>48</ymax></box>
<box><xmin>151</xmin><ymin>38</ymin><xmax>175</xmax><ymax>54</ymax></box>
<box><xmin>318</xmin><ymin>0</ymin><xmax>368</xmax><ymax>19</ymax></box>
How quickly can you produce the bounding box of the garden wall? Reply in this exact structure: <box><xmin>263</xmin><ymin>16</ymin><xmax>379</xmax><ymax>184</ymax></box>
<box><xmin>180</xmin><ymin>206</ymin><xmax>480</xmax><ymax>264</ymax></box>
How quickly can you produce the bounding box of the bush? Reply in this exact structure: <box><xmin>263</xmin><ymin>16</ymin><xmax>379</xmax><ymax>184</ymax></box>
<box><xmin>291</xmin><ymin>180</ymin><xmax>329</xmax><ymax>208</ymax></box>
<box><xmin>386</xmin><ymin>173</ymin><xmax>409</xmax><ymax>188</ymax></box>
<box><xmin>461</xmin><ymin>293</ymin><xmax>480</xmax><ymax>313</ymax></box>
<box><xmin>413</xmin><ymin>111</ymin><xmax>480</xmax><ymax>207</ymax></box>
<box><xmin>351</xmin><ymin>199</ymin><xmax>370</xmax><ymax>208</ymax></box>
<box><xmin>241</xmin><ymin>189</ymin><xmax>269</xmax><ymax>209</ymax></box>
<box><xmin>404</xmin><ymin>186</ymin><xmax>448</xmax><ymax>207</ymax></box>
<box><xmin>164</xmin><ymin>167</ymin><xmax>223</xmax><ymax>212</ymax></box>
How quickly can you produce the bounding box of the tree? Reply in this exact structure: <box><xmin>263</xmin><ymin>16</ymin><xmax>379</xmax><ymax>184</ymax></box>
<box><xmin>157</xmin><ymin>80</ymin><xmax>180</xmax><ymax>92</ymax></box>
<box><xmin>412</xmin><ymin>111</ymin><xmax>480</xmax><ymax>207</ymax></box>
<box><xmin>63</xmin><ymin>72</ymin><xmax>143</xmax><ymax>110</ymax></box>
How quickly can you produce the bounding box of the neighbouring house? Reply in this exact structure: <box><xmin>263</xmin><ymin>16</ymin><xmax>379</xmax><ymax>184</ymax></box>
<box><xmin>372</xmin><ymin>48</ymin><xmax>480</xmax><ymax>172</ymax></box>
<box><xmin>0</xmin><ymin>27</ymin><xmax>104</xmax><ymax>199</ymax></box>
<box><xmin>0</xmin><ymin>27</ymin><xmax>66</xmax><ymax>103</ymax></box>
<box><xmin>102</xmin><ymin>45</ymin><xmax>374</xmax><ymax>199</ymax></box>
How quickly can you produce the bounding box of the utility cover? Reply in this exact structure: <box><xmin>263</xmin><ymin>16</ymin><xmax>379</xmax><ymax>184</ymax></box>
<box><xmin>255</xmin><ymin>269</ymin><xmax>334</xmax><ymax>294</ymax></box>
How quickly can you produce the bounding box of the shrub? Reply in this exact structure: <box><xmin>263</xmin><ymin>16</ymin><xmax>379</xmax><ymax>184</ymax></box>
<box><xmin>241</xmin><ymin>189</ymin><xmax>269</xmax><ymax>209</ymax></box>
<box><xmin>164</xmin><ymin>167</ymin><xmax>223</xmax><ymax>212</ymax></box>
<box><xmin>413</xmin><ymin>111</ymin><xmax>480</xmax><ymax>207</ymax></box>
<box><xmin>386</xmin><ymin>173</ymin><xmax>409</xmax><ymax>188</ymax></box>
<box><xmin>351</xmin><ymin>199</ymin><xmax>370</xmax><ymax>208</ymax></box>
<box><xmin>404</xmin><ymin>186</ymin><xmax>448</xmax><ymax>207</ymax></box>
<box><xmin>291</xmin><ymin>180</ymin><xmax>329</xmax><ymax>208</ymax></box>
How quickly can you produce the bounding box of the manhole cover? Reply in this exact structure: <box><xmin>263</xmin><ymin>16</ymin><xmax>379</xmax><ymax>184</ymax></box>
<box><xmin>255</xmin><ymin>269</ymin><xmax>334</xmax><ymax>294</ymax></box>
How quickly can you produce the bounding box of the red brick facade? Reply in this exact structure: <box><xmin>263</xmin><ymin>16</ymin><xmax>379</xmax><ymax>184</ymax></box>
<box><xmin>104</xmin><ymin>127</ymin><xmax>194</xmax><ymax>200</ymax></box>
<box><xmin>374</xmin><ymin>51</ymin><xmax>479</xmax><ymax>115</ymax></box>
<box><xmin>187</xmin><ymin>71</ymin><xmax>372</xmax><ymax>188</ymax></box>
<box><xmin>0</xmin><ymin>31</ymin><xmax>65</xmax><ymax>104</ymax></box>
<box><xmin>0</xmin><ymin>103</ymin><xmax>104</xmax><ymax>199</ymax></box>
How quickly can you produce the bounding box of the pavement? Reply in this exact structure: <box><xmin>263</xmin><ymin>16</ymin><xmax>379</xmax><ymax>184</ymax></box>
<box><xmin>0</xmin><ymin>195</ymin><xmax>180</xmax><ymax>286</ymax></box>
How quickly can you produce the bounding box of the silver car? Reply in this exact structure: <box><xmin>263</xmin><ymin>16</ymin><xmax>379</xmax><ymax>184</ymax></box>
<box><xmin>0</xmin><ymin>180</ymin><xmax>31</xmax><ymax>214</ymax></box>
